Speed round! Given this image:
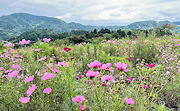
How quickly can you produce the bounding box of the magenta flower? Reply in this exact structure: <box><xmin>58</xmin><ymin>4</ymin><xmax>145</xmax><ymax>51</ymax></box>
<box><xmin>102</xmin><ymin>83</ymin><xmax>106</xmax><ymax>86</ymax></box>
<box><xmin>152</xmin><ymin>82</ymin><xmax>156</xmax><ymax>85</ymax></box>
<box><xmin>19</xmin><ymin>97</ymin><xmax>30</xmax><ymax>104</ymax></box>
<box><xmin>100</xmin><ymin>63</ymin><xmax>112</xmax><ymax>70</ymax></box>
<box><xmin>19</xmin><ymin>39</ymin><xmax>30</xmax><ymax>44</ymax></box>
<box><xmin>72</xmin><ymin>96</ymin><xmax>85</xmax><ymax>103</ymax></box>
<box><xmin>27</xmin><ymin>84</ymin><xmax>37</xmax><ymax>96</ymax></box>
<box><xmin>77</xmin><ymin>75</ymin><xmax>82</xmax><ymax>78</ymax></box>
<box><xmin>115</xmin><ymin>62</ymin><xmax>129</xmax><ymax>72</ymax></box>
<box><xmin>86</xmin><ymin>70</ymin><xmax>99</xmax><ymax>78</ymax></box>
<box><xmin>84</xmin><ymin>70</ymin><xmax>88</xmax><ymax>73</ymax></box>
<box><xmin>127</xmin><ymin>77</ymin><xmax>134</xmax><ymax>83</ymax></box>
<box><xmin>24</xmin><ymin>75</ymin><xmax>34</xmax><ymax>82</ymax></box>
<box><xmin>8</xmin><ymin>70</ymin><xmax>19</xmax><ymax>78</ymax></box>
<box><xmin>101</xmin><ymin>75</ymin><xmax>114</xmax><ymax>82</ymax></box>
<box><xmin>43</xmin><ymin>88</ymin><xmax>52</xmax><ymax>94</ymax></box>
<box><xmin>87</xmin><ymin>80</ymin><xmax>90</xmax><ymax>83</ymax></box>
<box><xmin>126</xmin><ymin>57</ymin><xmax>132</xmax><ymax>61</ymax></box>
<box><xmin>43</xmin><ymin>38</ymin><xmax>51</xmax><ymax>42</ymax></box>
<box><xmin>144</xmin><ymin>85</ymin><xmax>149</xmax><ymax>88</ymax></box>
<box><xmin>147</xmin><ymin>64</ymin><xmax>155</xmax><ymax>68</ymax></box>
<box><xmin>178</xmin><ymin>68</ymin><xmax>180</xmax><ymax>73</ymax></box>
<box><xmin>79</xmin><ymin>105</ymin><xmax>86</xmax><ymax>110</ymax></box>
<box><xmin>126</xmin><ymin>98</ymin><xmax>135</xmax><ymax>104</ymax></box>
<box><xmin>87</xmin><ymin>60</ymin><xmax>102</xmax><ymax>68</ymax></box>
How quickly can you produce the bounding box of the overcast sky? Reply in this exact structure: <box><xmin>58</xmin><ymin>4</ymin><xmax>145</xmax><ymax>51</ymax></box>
<box><xmin>0</xmin><ymin>0</ymin><xmax>180</xmax><ymax>26</ymax></box>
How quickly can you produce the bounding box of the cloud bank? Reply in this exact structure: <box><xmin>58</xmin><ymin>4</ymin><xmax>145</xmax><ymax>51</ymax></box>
<box><xmin>0</xmin><ymin>0</ymin><xmax>180</xmax><ymax>26</ymax></box>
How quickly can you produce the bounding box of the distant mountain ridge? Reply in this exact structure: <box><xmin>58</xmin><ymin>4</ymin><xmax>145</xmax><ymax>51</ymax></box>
<box><xmin>0</xmin><ymin>13</ymin><xmax>180</xmax><ymax>40</ymax></box>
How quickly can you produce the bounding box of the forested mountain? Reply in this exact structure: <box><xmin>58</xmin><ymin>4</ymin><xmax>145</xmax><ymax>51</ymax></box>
<box><xmin>0</xmin><ymin>13</ymin><xmax>101</xmax><ymax>40</ymax></box>
<box><xmin>0</xmin><ymin>13</ymin><xmax>180</xmax><ymax>41</ymax></box>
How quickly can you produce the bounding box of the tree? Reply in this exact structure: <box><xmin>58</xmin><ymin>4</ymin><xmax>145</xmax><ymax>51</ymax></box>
<box><xmin>127</xmin><ymin>31</ymin><xmax>132</xmax><ymax>35</ymax></box>
<box><xmin>93</xmin><ymin>29</ymin><xmax>97</xmax><ymax>34</ymax></box>
<box><xmin>155</xmin><ymin>23</ymin><xmax>177</xmax><ymax>36</ymax></box>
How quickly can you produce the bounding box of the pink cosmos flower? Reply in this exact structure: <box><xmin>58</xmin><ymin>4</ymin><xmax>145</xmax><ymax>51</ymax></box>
<box><xmin>101</xmin><ymin>75</ymin><xmax>114</xmax><ymax>82</ymax></box>
<box><xmin>51</xmin><ymin>68</ymin><xmax>61</xmax><ymax>74</ymax></box>
<box><xmin>8</xmin><ymin>70</ymin><xmax>19</xmax><ymax>78</ymax></box>
<box><xmin>43</xmin><ymin>38</ymin><xmax>51</xmax><ymax>42</ymax></box>
<box><xmin>43</xmin><ymin>88</ymin><xmax>52</xmax><ymax>94</ymax></box>
<box><xmin>58</xmin><ymin>62</ymin><xmax>69</xmax><ymax>68</ymax></box>
<box><xmin>19</xmin><ymin>39</ymin><xmax>30</xmax><ymax>44</ymax></box>
<box><xmin>120</xmin><ymin>75</ymin><xmax>124</xmax><ymax>79</ymax></box>
<box><xmin>87</xmin><ymin>60</ymin><xmax>102</xmax><ymax>68</ymax></box>
<box><xmin>38</xmin><ymin>56</ymin><xmax>46</xmax><ymax>61</ymax></box>
<box><xmin>24</xmin><ymin>75</ymin><xmax>34</xmax><ymax>82</ymax></box>
<box><xmin>44</xmin><ymin>68</ymin><xmax>48</xmax><ymax>72</ymax></box>
<box><xmin>19</xmin><ymin>97</ymin><xmax>30</xmax><ymax>104</ymax></box>
<box><xmin>126</xmin><ymin>98</ymin><xmax>135</xmax><ymax>104</ymax></box>
<box><xmin>12</xmin><ymin>64</ymin><xmax>21</xmax><ymax>69</ymax></box>
<box><xmin>166</xmin><ymin>67</ymin><xmax>170</xmax><ymax>70</ymax></box>
<box><xmin>4</xmin><ymin>50</ymin><xmax>8</xmax><ymax>53</ymax></box>
<box><xmin>35</xmin><ymin>49</ymin><xmax>41</xmax><ymax>51</ymax></box>
<box><xmin>115</xmin><ymin>62</ymin><xmax>129</xmax><ymax>72</ymax></box>
<box><xmin>3</xmin><ymin>42</ymin><xmax>14</xmax><ymax>47</ymax></box>
<box><xmin>79</xmin><ymin>105</ymin><xmax>86</xmax><ymax>110</ymax></box>
<box><xmin>100</xmin><ymin>63</ymin><xmax>112</xmax><ymax>70</ymax></box>
<box><xmin>86</xmin><ymin>70</ymin><xmax>99</xmax><ymax>78</ymax></box>
<box><xmin>27</xmin><ymin>84</ymin><xmax>37</xmax><ymax>96</ymax></box>
<box><xmin>41</xmin><ymin>73</ymin><xmax>56</xmax><ymax>80</ymax></box>
<box><xmin>147</xmin><ymin>64</ymin><xmax>155</xmax><ymax>68</ymax></box>
<box><xmin>0</xmin><ymin>67</ymin><xmax>3</xmax><ymax>70</ymax></box>
<box><xmin>72</xmin><ymin>96</ymin><xmax>85</xmax><ymax>103</ymax></box>
<box><xmin>166</xmin><ymin>71</ymin><xmax>170</xmax><ymax>75</ymax></box>
<box><xmin>47</xmin><ymin>63</ymin><xmax>52</xmax><ymax>68</ymax></box>
<box><xmin>178</xmin><ymin>68</ymin><xmax>180</xmax><ymax>73</ymax></box>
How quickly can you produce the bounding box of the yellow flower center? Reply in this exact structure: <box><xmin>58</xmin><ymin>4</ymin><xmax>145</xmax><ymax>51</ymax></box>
<box><xmin>31</xmin><ymin>89</ymin><xmax>34</xmax><ymax>92</ymax></box>
<box><xmin>77</xmin><ymin>99</ymin><xmax>80</xmax><ymax>101</ymax></box>
<box><xmin>47</xmin><ymin>91</ymin><xmax>49</xmax><ymax>93</ymax></box>
<box><xmin>82</xmin><ymin>108</ymin><xmax>84</xmax><ymax>109</ymax></box>
<box><xmin>23</xmin><ymin>101</ymin><xmax>26</xmax><ymax>103</ymax></box>
<box><xmin>46</xmin><ymin>77</ymin><xmax>48</xmax><ymax>79</ymax></box>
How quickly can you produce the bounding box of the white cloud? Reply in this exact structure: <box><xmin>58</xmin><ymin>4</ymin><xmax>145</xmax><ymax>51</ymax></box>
<box><xmin>1</xmin><ymin>0</ymin><xmax>180</xmax><ymax>25</ymax></box>
<box><xmin>56</xmin><ymin>13</ymin><xmax>72</xmax><ymax>19</ymax></box>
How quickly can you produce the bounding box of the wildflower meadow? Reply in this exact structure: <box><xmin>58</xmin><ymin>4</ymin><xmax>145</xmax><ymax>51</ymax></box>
<box><xmin>0</xmin><ymin>34</ymin><xmax>180</xmax><ymax>111</ymax></box>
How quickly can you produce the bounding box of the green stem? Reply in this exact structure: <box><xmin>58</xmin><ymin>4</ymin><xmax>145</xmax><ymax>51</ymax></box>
<box><xmin>95</xmin><ymin>87</ymin><xmax>103</xmax><ymax>111</ymax></box>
